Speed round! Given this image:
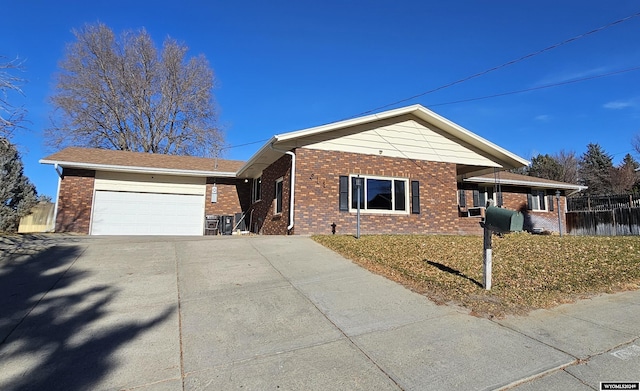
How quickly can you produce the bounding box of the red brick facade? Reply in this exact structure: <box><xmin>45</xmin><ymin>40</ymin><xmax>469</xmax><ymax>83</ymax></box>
<box><xmin>53</xmin><ymin>151</ymin><xmax>570</xmax><ymax>236</ymax></box>
<box><xmin>457</xmin><ymin>186</ymin><xmax>568</xmax><ymax>233</ymax></box>
<box><xmin>253</xmin><ymin>148</ymin><xmax>461</xmax><ymax>235</ymax></box>
<box><xmin>248</xmin><ymin>154</ymin><xmax>293</xmax><ymax>235</ymax></box>
<box><xmin>56</xmin><ymin>168</ymin><xmax>95</xmax><ymax>234</ymax></box>
<box><xmin>204</xmin><ymin>178</ymin><xmax>251</xmax><ymax>217</ymax></box>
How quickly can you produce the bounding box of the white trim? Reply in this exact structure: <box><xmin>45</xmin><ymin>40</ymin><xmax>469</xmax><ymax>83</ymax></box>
<box><xmin>530</xmin><ymin>190</ymin><xmax>548</xmax><ymax>212</ymax></box>
<box><xmin>464</xmin><ymin>176</ymin><xmax>586</xmax><ymax>191</ymax></box>
<box><xmin>237</xmin><ymin>104</ymin><xmax>531</xmax><ymax>177</ymax></box>
<box><xmin>274</xmin><ymin>177</ymin><xmax>284</xmax><ymax>215</ymax></box>
<box><xmin>348</xmin><ymin>174</ymin><xmax>410</xmax><ymax>215</ymax></box>
<box><xmin>251</xmin><ymin>177</ymin><xmax>262</xmax><ymax>203</ymax></box>
<box><xmin>39</xmin><ymin>159</ymin><xmax>236</xmax><ymax>178</ymax></box>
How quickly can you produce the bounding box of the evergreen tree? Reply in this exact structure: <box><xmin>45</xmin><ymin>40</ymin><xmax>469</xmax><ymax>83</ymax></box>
<box><xmin>578</xmin><ymin>143</ymin><xmax>614</xmax><ymax>195</ymax></box>
<box><xmin>528</xmin><ymin>154</ymin><xmax>563</xmax><ymax>181</ymax></box>
<box><xmin>0</xmin><ymin>137</ymin><xmax>37</xmax><ymax>231</ymax></box>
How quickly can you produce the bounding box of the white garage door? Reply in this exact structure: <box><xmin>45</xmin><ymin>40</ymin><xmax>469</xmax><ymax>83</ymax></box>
<box><xmin>91</xmin><ymin>191</ymin><xmax>205</xmax><ymax>235</ymax></box>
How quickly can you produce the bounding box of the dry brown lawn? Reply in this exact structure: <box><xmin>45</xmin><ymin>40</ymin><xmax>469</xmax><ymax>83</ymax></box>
<box><xmin>312</xmin><ymin>233</ymin><xmax>640</xmax><ymax>318</ymax></box>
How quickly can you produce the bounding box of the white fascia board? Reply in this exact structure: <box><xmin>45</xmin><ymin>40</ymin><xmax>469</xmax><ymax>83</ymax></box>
<box><xmin>39</xmin><ymin>159</ymin><xmax>236</xmax><ymax>178</ymax></box>
<box><xmin>236</xmin><ymin>136</ymin><xmax>278</xmax><ymax>177</ymax></box>
<box><xmin>464</xmin><ymin>176</ymin><xmax>587</xmax><ymax>190</ymax></box>
<box><xmin>274</xmin><ymin>105</ymin><xmax>423</xmax><ymax>142</ymax></box>
<box><xmin>412</xmin><ymin>107</ymin><xmax>530</xmax><ymax>168</ymax></box>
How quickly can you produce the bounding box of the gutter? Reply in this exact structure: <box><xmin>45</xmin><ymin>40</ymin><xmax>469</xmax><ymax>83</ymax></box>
<box><xmin>270</xmin><ymin>143</ymin><xmax>296</xmax><ymax>233</ymax></box>
<box><xmin>464</xmin><ymin>176</ymin><xmax>587</xmax><ymax>191</ymax></box>
<box><xmin>39</xmin><ymin>160</ymin><xmax>236</xmax><ymax>178</ymax></box>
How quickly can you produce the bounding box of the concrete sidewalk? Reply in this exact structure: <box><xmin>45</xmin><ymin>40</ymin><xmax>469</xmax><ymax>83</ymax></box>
<box><xmin>0</xmin><ymin>235</ymin><xmax>638</xmax><ymax>390</ymax></box>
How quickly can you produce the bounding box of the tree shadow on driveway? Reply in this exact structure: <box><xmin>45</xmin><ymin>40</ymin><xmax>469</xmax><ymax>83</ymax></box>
<box><xmin>0</xmin><ymin>238</ymin><xmax>175</xmax><ymax>391</ymax></box>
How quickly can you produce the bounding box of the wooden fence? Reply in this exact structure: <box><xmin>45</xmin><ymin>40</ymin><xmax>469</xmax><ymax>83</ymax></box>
<box><xmin>18</xmin><ymin>202</ymin><xmax>55</xmax><ymax>233</ymax></box>
<box><xmin>567</xmin><ymin>193</ymin><xmax>640</xmax><ymax>211</ymax></box>
<box><xmin>566</xmin><ymin>207</ymin><xmax>640</xmax><ymax>236</ymax></box>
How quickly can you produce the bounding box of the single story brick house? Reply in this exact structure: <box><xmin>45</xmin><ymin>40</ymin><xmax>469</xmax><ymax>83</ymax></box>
<box><xmin>41</xmin><ymin>104</ymin><xmax>585</xmax><ymax>236</ymax></box>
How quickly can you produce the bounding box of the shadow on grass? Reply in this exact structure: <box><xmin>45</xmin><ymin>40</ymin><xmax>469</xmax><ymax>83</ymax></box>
<box><xmin>425</xmin><ymin>260</ymin><xmax>483</xmax><ymax>288</ymax></box>
<box><xmin>0</xmin><ymin>238</ymin><xmax>174</xmax><ymax>391</ymax></box>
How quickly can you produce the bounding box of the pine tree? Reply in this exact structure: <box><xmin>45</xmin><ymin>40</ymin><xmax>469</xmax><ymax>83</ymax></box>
<box><xmin>528</xmin><ymin>154</ymin><xmax>563</xmax><ymax>181</ymax></box>
<box><xmin>0</xmin><ymin>137</ymin><xmax>37</xmax><ymax>232</ymax></box>
<box><xmin>578</xmin><ymin>143</ymin><xmax>614</xmax><ymax>196</ymax></box>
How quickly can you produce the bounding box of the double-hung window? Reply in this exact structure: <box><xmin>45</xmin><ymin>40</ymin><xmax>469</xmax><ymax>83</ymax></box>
<box><xmin>349</xmin><ymin>175</ymin><xmax>409</xmax><ymax>213</ymax></box>
<box><xmin>470</xmin><ymin>186</ymin><xmax>502</xmax><ymax>208</ymax></box>
<box><xmin>528</xmin><ymin>189</ymin><xmax>547</xmax><ymax>211</ymax></box>
<box><xmin>274</xmin><ymin>177</ymin><xmax>283</xmax><ymax>214</ymax></box>
<box><xmin>251</xmin><ymin>177</ymin><xmax>261</xmax><ymax>203</ymax></box>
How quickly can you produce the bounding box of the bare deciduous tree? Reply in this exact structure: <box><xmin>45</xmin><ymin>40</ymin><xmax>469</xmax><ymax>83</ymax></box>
<box><xmin>47</xmin><ymin>23</ymin><xmax>222</xmax><ymax>156</ymax></box>
<box><xmin>553</xmin><ymin>149</ymin><xmax>579</xmax><ymax>184</ymax></box>
<box><xmin>0</xmin><ymin>56</ymin><xmax>26</xmax><ymax>139</ymax></box>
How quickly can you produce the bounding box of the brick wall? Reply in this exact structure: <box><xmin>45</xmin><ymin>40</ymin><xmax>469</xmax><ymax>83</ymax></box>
<box><xmin>249</xmin><ymin>154</ymin><xmax>292</xmax><ymax>235</ymax></box>
<box><xmin>457</xmin><ymin>186</ymin><xmax>568</xmax><ymax>233</ymax></box>
<box><xmin>204</xmin><ymin>178</ymin><xmax>251</xmax><ymax>217</ymax></box>
<box><xmin>56</xmin><ymin>168</ymin><xmax>95</xmax><ymax>234</ymax></box>
<box><xmin>289</xmin><ymin>148</ymin><xmax>460</xmax><ymax>235</ymax></box>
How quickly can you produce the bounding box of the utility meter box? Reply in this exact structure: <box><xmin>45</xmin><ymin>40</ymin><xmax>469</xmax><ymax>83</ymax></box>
<box><xmin>484</xmin><ymin>206</ymin><xmax>524</xmax><ymax>233</ymax></box>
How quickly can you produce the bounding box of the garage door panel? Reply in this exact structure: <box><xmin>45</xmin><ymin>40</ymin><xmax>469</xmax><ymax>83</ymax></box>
<box><xmin>92</xmin><ymin>191</ymin><xmax>204</xmax><ymax>235</ymax></box>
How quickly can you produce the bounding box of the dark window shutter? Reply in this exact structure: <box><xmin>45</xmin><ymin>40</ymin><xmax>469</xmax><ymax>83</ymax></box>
<box><xmin>411</xmin><ymin>181</ymin><xmax>420</xmax><ymax>214</ymax></box>
<box><xmin>548</xmin><ymin>195</ymin><xmax>554</xmax><ymax>211</ymax></box>
<box><xmin>458</xmin><ymin>190</ymin><xmax>466</xmax><ymax>207</ymax></box>
<box><xmin>496</xmin><ymin>192</ymin><xmax>503</xmax><ymax>207</ymax></box>
<box><xmin>526</xmin><ymin>193</ymin><xmax>533</xmax><ymax>210</ymax></box>
<box><xmin>473</xmin><ymin>189</ymin><xmax>480</xmax><ymax>207</ymax></box>
<box><xmin>339</xmin><ymin>176</ymin><xmax>349</xmax><ymax>211</ymax></box>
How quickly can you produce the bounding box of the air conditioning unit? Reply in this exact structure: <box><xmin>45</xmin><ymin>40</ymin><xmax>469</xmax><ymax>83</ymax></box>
<box><xmin>467</xmin><ymin>207</ymin><xmax>485</xmax><ymax>218</ymax></box>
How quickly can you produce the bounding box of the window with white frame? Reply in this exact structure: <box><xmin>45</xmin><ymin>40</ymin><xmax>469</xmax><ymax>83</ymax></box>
<box><xmin>349</xmin><ymin>175</ymin><xmax>408</xmax><ymax>213</ymax></box>
<box><xmin>252</xmin><ymin>177</ymin><xmax>261</xmax><ymax>203</ymax></box>
<box><xmin>473</xmin><ymin>186</ymin><xmax>495</xmax><ymax>207</ymax></box>
<box><xmin>528</xmin><ymin>189</ymin><xmax>547</xmax><ymax>211</ymax></box>
<box><xmin>274</xmin><ymin>177</ymin><xmax>283</xmax><ymax>214</ymax></box>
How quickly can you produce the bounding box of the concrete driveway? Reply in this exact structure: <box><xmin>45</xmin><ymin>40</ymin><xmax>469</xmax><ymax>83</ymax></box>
<box><xmin>1</xmin><ymin>235</ymin><xmax>639</xmax><ymax>390</ymax></box>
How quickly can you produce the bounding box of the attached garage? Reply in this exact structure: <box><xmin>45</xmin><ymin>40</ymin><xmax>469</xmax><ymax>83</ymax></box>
<box><xmin>90</xmin><ymin>171</ymin><xmax>206</xmax><ymax>236</ymax></box>
<box><xmin>91</xmin><ymin>191</ymin><xmax>205</xmax><ymax>235</ymax></box>
<box><xmin>40</xmin><ymin>147</ymin><xmax>247</xmax><ymax>235</ymax></box>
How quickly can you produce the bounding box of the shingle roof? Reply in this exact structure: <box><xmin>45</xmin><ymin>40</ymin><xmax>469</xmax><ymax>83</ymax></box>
<box><xmin>41</xmin><ymin>147</ymin><xmax>245</xmax><ymax>174</ymax></box>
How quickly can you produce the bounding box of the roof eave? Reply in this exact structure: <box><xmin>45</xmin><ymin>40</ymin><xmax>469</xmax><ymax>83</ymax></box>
<box><xmin>39</xmin><ymin>159</ymin><xmax>237</xmax><ymax>178</ymax></box>
<box><xmin>236</xmin><ymin>136</ymin><xmax>278</xmax><ymax>178</ymax></box>
<box><xmin>463</xmin><ymin>176</ymin><xmax>587</xmax><ymax>191</ymax></box>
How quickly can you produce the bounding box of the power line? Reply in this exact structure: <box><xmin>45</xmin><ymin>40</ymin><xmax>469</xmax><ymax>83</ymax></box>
<box><xmin>427</xmin><ymin>66</ymin><xmax>640</xmax><ymax>108</ymax></box>
<box><xmin>353</xmin><ymin>10</ymin><xmax>640</xmax><ymax>117</ymax></box>
<box><xmin>221</xmin><ymin>65</ymin><xmax>640</xmax><ymax>154</ymax></box>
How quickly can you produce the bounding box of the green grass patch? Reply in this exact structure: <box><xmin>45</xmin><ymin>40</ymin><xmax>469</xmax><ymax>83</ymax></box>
<box><xmin>312</xmin><ymin>234</ymin><xmax>640</xmax><ymax>318</ymax></box>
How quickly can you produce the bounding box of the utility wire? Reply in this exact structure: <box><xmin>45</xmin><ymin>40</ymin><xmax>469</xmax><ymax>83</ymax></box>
<box><xmin>220</xmin><ymin>66</ymin><xmax>639</xmax><ymax>154</ymax></box>
<box><xmin>353</xmin><ymin>11</ymin><xmax>640</xmax><ymax>117</ymax></box>
<box><xmin>427</xmin><ymin>66</ymin><xmax>640</xmax><ymax>107</ymax></box>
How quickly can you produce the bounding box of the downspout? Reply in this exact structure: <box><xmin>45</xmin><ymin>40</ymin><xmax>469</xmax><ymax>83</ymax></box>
<box><xmin>270</xmin><ymin>143</ymin><xmax>296</xmax><ymax>233</ymax></box>
<box><xmin>52</xmin><ymin>164</ymin><xmax>64</xmax><ymax>232</ymax></box>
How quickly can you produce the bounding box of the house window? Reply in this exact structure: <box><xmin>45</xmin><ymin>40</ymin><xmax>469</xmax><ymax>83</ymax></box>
<box><xmin>528</xmin><ymin>189</ymin><xmax>547</xmax><ymax>211</ymax></box>
<box><xmin>252</xmin><ymin>177</ymin><xmax>261</xmax><ymax>203</ymax></box>
<box><xmin>274</xmin><ymin>177</ymin><xmax>283</xmax><ymax>214</ymax></box>
<box><xmin>349</xmin><ymin>175</ymin><xmax>409</xmax><ymax>213</ymax></box>
<box><xmin>458</xmin><ymin>189</ymin><xmax>467</xmax><ymax>207</ymax></box>
<box><xmin>473</xmin><ymin>186</ymin><xmax>494</xmax><ymax>207</ymax></box>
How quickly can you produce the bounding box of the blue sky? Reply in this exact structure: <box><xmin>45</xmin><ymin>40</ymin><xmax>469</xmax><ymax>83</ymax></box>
<box><xmin>3</xmin><ymin>1</ymin><xmax>640</xmax><ymax>199</ymax></box>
